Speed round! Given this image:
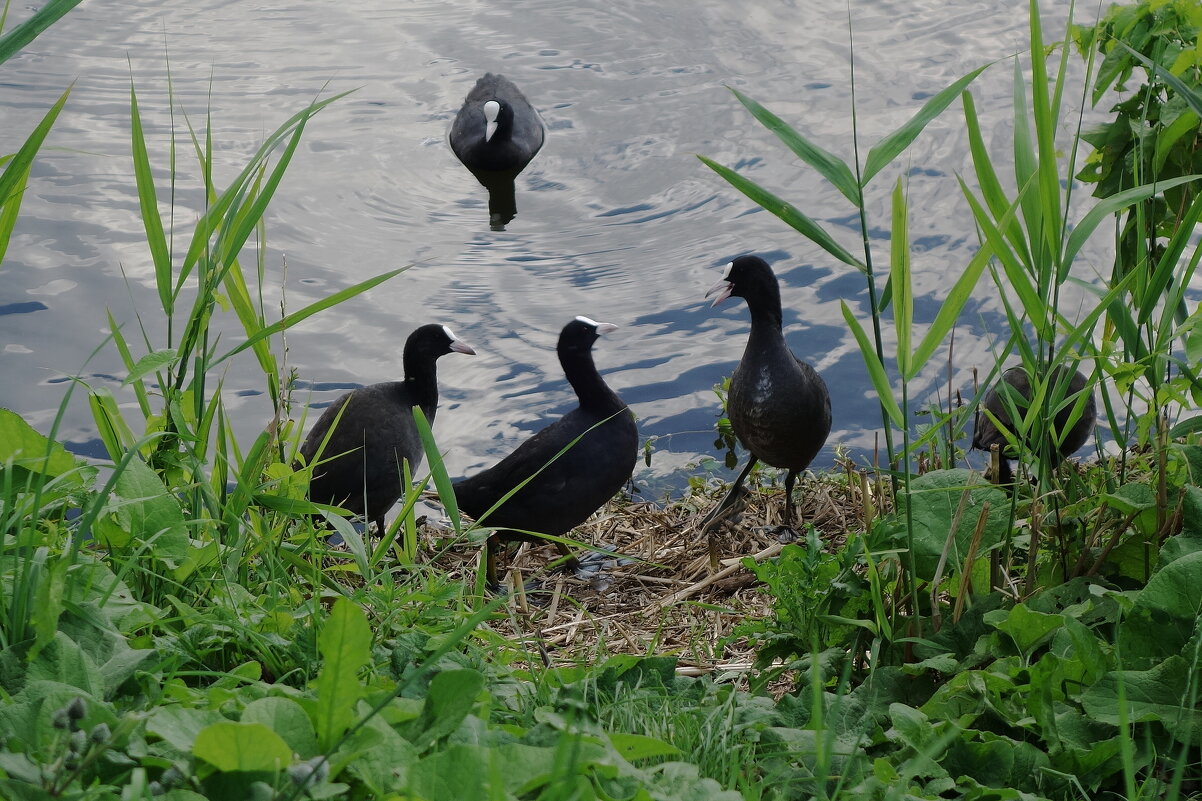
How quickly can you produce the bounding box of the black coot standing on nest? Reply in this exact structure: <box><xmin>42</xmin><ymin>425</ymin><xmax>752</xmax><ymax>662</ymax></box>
<box><xmin>449</xmin><ymin>73</ymin><xmax>545</xmax><ymax>175</ymax></box>
<box><xmin>298</xmin><ymin>324</ymin><xmax>475</xmax><ymax>539</ymax></box>
<box><xmin>449</xmin><ymin>73</ymin><xmax>546</xmax><ymax>229</ymax></box>
<box><xmin>453</xmin><ymin>317</ymin><xmax>638</xmax><ymax>588</ymax></box>
<box><xmin>971</xmin><ymin>364</ymin><xmax>1096</xmax><ymax>484</ymax></box>
<box><xmin>701</xmin><ymin>255</ymin><xmax>832</xmax><ymax>568</ymax></box>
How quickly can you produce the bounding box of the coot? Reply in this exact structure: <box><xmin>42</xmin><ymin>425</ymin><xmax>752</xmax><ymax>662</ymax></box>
<box><xmin>971</xmin><ymin>364</ymin><xmax>1095</xmax><ymax>483</ymax></box>
<box><xmin>453</xmin><ymin>317</ymin><xmax>638</xmax><ymax>586</ymax></box>
<box><xmin>701</xmin><ymin>255</ymin><xmax>832</xmax><ymax>566</ymax></box>
<box><xmin>298</xmin><ymin>324</ymin><xmax>475</xmax><ymax>538</ymax></box>
<box><xmin>449</xmin><ymin>73</ymin><xmax>545</xmax><ymax>175</ymax></box>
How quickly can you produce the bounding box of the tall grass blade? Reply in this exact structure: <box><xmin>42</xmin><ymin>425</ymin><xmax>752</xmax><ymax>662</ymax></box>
<box><xmin>862</xmin><ymin>64</ymin><xmax>990</xmax><ymax>185</ymax></box>
<box><xmin>890</xmin><ymin>179</ymin><xmax>913</xmax><ymax>378</ymax></box>
<box><xmin>697</xmin><ymin>155</ymin><xmax>866</xmax><ymax>271</ymax></box>
<box><xmin>962</xmin><ymin>91</ymin><xmax>1030</xmax><ymax>263</ymax></box>
<box><xmin>729</xmin><ymin>87</ymin><xmax>859</xmax><ymax>203</ymax></box>
<box><xmin>0</xmin><ymin>0</ymin><xmax>83</xmax><ymax>64</ymax></box>
<box><xmin>213</xmin><ymin>266</ymin><xmax>407</xmax><ymax>366</ymax></box>
<box><xmin>909</xmin><ymin>230</ymin><xmax>993</xmax><ymax>377</ymax></box>
<box><xmin>841</xmin><ymin>300</ymin><xmax>903</xmax><ymax>427</ymax></box>
<box><xmin>0</xmin><ymin>85</ymin><xmax>72</xmax><ymax>266</ymax></box>
<box><xmin>129</xmin><ymin>80</ymin><xmax>173</xmax><ymax>316</ymax></box>
<box><xmin>1062</xmin><ymin>174</ymin><xmax>1202</xmax><ymax>271</ymax></box>
<box><xmin>412</xmin><ymin>407</ymin><xmax>461</xmax><ymax>536</ymax></box>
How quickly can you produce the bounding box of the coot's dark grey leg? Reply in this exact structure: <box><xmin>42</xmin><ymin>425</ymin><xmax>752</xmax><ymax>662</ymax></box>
<box><xmin>783</xmin><ymin>469</ymin><xmax>798</xmax><ymax>526</ymax></box>
<box><xmin>701</xmin><ymin>456</ymin><xmax>758</xmax><ymax>571</ymax></box>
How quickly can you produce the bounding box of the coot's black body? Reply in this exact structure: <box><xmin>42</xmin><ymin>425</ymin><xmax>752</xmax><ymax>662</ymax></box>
<box><xmin>701</xmin><ymin>256</ymin><xmax>832</xmax><ymax>564</ymax></box>
<box><xmin>972</xmin><ymin>364</ymin><xmax>1095</xmax><ymax>483</ymax></box>
<box><xmin>449</xmin><ymin>73</ymin><xmax>545</xmax><ymax>175</ymax></box>
<box><xmin>298</xmin><ymin>324</ymin><xmax>474</xmax><ymax>538</ymax></box>
<box><xmin>453</xmin><ymin>317</ymin><xmax>637</xmax><ymax>585</ymax></box>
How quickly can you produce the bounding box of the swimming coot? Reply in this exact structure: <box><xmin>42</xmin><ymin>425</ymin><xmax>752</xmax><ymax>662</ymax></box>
<box><xmin>701</xmin><ymin>255</ymin><xmax>832</xmax><ymax>566</ymax></box>
<box><xmin>449</xmin><ymin>73</ymin><xmax>545</xmax><ymax>175</ymax></box>
<box><xmin>298</xmin><ymin>324</ymin><xmax>475</xmax><ymax>538</ymax></box>
<box><xmin>971</xmin><ymin>364</ymin><xmax>1095</xmax><ymax>483</ymax></box>
<box><xmin>453</xmin><ymin>317</ymin><xmax>637</xmax><ymax>587</ymax></box>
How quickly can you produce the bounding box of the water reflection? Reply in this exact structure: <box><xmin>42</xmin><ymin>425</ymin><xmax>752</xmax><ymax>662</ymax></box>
<box><xmin>467</xmin><ymin>169</ymin><xmax>518</xmax><ymax>230</ymax></box>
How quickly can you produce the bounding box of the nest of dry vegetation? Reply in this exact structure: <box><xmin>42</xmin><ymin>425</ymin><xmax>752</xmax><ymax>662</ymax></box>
<box><xmin>412</xmin><ymin>467</ymin><xmax>885</xmax><ymax>674</ymax></box>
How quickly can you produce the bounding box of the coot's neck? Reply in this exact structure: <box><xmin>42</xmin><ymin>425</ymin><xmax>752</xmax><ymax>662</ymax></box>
<box><xmin>402</xmin><ymin>355</ymin><xmax>440</xmax><ymax>418</ymax></box>
<box><xmin>560</xmin><ymin>347</ymin><xmax>623</xmax><ymax>414</ymax></box>
<box><xmin>743</xmin><ymin>289</ymin><xmax>786</xmax><ymax>351</ymax></box>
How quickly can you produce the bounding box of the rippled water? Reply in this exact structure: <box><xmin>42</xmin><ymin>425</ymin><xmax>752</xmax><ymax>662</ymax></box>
<box><xmin>1</xmin><ymin>0</ymin><xmax>1106</xmax><ymax>495</ymax></box>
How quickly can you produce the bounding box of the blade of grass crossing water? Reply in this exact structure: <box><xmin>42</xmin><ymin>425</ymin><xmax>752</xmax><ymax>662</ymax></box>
<box><xmin>0</xmin><ymin>0</ymin><xmax>84</xmax><ymax>64</ymax></box>
<box><xmin>862</xmin><ymin>64</ymin><xmax>990</xmax><ymax>185</ymax></box>
<box><xmin>962</xmin><ymin>91</ymin><xmax>1031</xmax><ymax>264</ymax></box>
<box><xmin>697</xmin><ymin>155</ymin><xmax>866</xmax><ymax>271</ymax></box>
<box><xmin>729</xmin><ymin>87</ymin><xmax>860</xmax><ymax>204</ymax></box>
<box><xmin>214</xmin><ymin>266</ymin><xmax>408</xmax><ymax>366</ymax></box>
<box><xmin>909</xmin><ymin>230</ymin><xmax>993</xmax><ymax>377</ymax></box>
<box><xmin>890</xmin><ymin>179</ymin><xmax>913</xmax><ymax>378</ymax></box>
<box><xmin>0</xmin><ymin>85</ymin><xmax>71</xmax><ymax>266</ymax></box>
<box><xmin>130</xmin><ymin>81</ymin><xmax>173</xmax><ymax>317</ymax></box>
<box><xmin>840</xmin><ymin>300</ymin><xmax>903</xmax><ymax>427</ymax></box>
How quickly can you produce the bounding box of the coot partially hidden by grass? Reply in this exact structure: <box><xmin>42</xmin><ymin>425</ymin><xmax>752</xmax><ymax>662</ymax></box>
<box><xmin>971</xmin><ymin>364</ymin><xmax>1096</xmax><ymax>484</ymax></box>
<box><xmin>298</xmin><ymin>324</ymin><xmax>475</xmax><ymax>538</ymax></box>
<box><xmin>453</xmin><ymin>317</ymin><xmax>637</xmax><ymax>588</ymax></box>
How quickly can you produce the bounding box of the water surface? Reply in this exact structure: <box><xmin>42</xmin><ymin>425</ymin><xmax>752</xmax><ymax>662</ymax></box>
<box><xmin>1</xmin><ymin>0</ymin><xmax>1111</xmax><ymax>495</ymax></box>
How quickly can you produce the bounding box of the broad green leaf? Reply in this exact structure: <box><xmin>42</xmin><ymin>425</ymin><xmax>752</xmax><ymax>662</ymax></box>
<box><xmin>1082</xmin><ymin>656</ymin><xmax>1202</xmax><ymax>746</ymax></box>
<box><xmin>1118</xmin><ymin>41</ymin><xmax>1202</xmax><ymax>119</ymax></box>
<box><xmin>887</xmin><ymin>469</ymin><xmax>1010</xmax><ymax>581</ymax></box>
<box><xmin>729</xmin><ymin>87</ymin><xmax>859</xmax><ymax>203</ymax></box>
<box><xmin>840</xmin><ymin>301</ymin><xmax>903</xmax><ymax>427</ymax></box>
<box><xmin>698</xmin><ymin>155</ymin><xmax>866</xmax><ymax>271</ymax></box>
<box><xmin>1117</xmin><ymin>550</ymin><xmax>1202</xmax><ymax>666</ymax></box>
<box><xmin>0</xmin><ymin>407</ymin><xmax>82</xmax><ymax>477</ymax></box>
<box><xmin>242</xmin><ymin>697</ymin><xmax>319</xmax><ymax>759</ymax></box>
<box><xmin>863</xmin><ymin>63</ymin><xmax>990</xmax><ymax>185</ymax></box>
<box><xmin>984</xmin><ymin>603</ymin><xmax>1065</xmax><ymax>657</ymax></box>
<box><xmin>408</xmin><ymin>669</ymin><xmax>486</xmax><ymax>752</ymax></box>
<box><xmin>212</xmin><ymin>267</ymin><xmax>407</xmax><ymax>366</ymax></box>
<box><xmin>314</xmin><ymin>597</ymin><xmax>372</xmax><ymax>749</ymax></box>
<box><xmin>122</xmin><ymin>348</ymin><xmax>180</xmax><ymax>387</ymax></box>
<box><xmin>962</xmin><ymin>91</ymin><xmax>1029</xmax><ymax>263</ymax></box>
<box><xmin>193</xmin><ymin>721</ymin><xmax>293</xmax><ymax>772</ymax></box>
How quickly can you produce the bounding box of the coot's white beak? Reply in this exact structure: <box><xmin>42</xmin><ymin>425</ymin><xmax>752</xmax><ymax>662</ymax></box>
<box><xmin>705</xmin><ymin>262</ymin><xmax>735</xmax><ymax>306</ymax></box>
<box><xmin>450</xmin><ymin>339</ymin><xmax>476</xmax><ymax>355</ymax></box>
<box><xmin>575</xmin><ymin>315</ymin><xmax>618</xmax><ymax>335</ymax></box>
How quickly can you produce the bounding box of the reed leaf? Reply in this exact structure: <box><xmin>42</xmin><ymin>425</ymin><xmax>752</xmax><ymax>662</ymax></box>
<box><xmin>840</xmin><ymin>300</ymin><xmax>902</xmax><ymax>427</ymax></box>
<box><xmin>909</xmin><ymin>234</ymin><xmax>993</xmax><ymax>380</ymax></box>
<box><xmin>0</xmin><ymin>85</ymin><xmax>71</xmax><ymax>266</ymax></box>
<box><xmin>729</xmin><ymin>87</ymin><xmax>859</xmax><ymax>204</ymax></box>
<box><xmin>0</xmin><ymin>0</ymin><xmax>82</xmax><ymax>64</ymax></box>
<box><xmin>697</xmin><ymin>155</ymin><xmax>865</xmax><ymax>271</ymax></box>
<box><xmin>212</xmin><ymin>266</ymin><xmax>407</xmax><ymax>366</ymax></box>
<box><xmin>413</xmin><ymin>407</ymin><xmax>460</xmax><ymax>537</ymax></box>
<box><xmin>962</xmin><ymin>91</ymin><xmax>1030</xmax><ymax>264</ymax></box>
<box><xmin>129</xmin><ymin>82</ymin><xmax>173</xmax><ymax>317</ymax></box>
<box><xmin>862</xmin><ymin>63</ymin><xmax>989</xmax><ymax>186</ymax></box>
<box><xmin>889</xmin><ymin>179</ymin><xmax>912</xmax><ymax>378</ymax></box>
<box><xmin>1061</xmin><ymin>174</ymin><xmax>1202</xmax><ymax>273</ymax></box>
<box><xmin>1117</xmin><ymin>41</ymin><xmax>1202</xmax><ymax>120</ymax></box>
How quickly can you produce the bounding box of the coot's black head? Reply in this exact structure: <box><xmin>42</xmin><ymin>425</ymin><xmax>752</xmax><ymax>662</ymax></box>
<box><xmin>404</xmin><ymin>323</ymin><xmax>476</xmax><ymax>362</ymax></box>
<box><xmin>558</xmin><ymin>316</ymin><xmax>618</xmax><ymax>356</ymax></box>
<box><xmin>705</xmin><ymin>255</ymin><xmax>781</xmax><ymax>311</ymax></box>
